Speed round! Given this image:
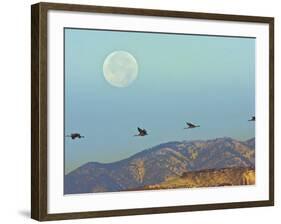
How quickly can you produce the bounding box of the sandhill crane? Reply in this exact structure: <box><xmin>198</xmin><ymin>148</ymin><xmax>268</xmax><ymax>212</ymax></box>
<box><xmin>248</xmin><ymin>116</ymin><xmax>255</xmax><ymax>121</ymax></box>
<box><xmin>134</xmin><ymin>127</ymin><xmax>148</xmax><ymax>136</ymax></box>
<box><xmin>66</xmin><ymin>133</ymin><xmax>85</xmax><ymax>140</ymax></box>
<box><xmin>184</xmin><ymin>122</ymin><xmax>200</xmax><ymax>129</ymax></box>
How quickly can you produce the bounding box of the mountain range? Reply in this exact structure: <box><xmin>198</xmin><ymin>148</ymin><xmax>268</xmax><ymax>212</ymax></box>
<box><xmin>64</xmin><ymin>137</ymin><xmax>255</xmax><ymax>194</ymax></box>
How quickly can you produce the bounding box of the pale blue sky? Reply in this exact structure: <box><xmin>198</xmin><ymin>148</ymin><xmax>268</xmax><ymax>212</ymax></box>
<box><xmin>64</xmin><ymin>28</ymin><xmax>255</xmax><ymax>173</ymax></box>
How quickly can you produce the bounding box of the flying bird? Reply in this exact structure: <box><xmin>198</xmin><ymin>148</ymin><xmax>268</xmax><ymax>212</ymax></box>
<box><xmin>66</xmin><ymin>133</ymin><xmax>85</xmax><ymax>140</ymax></box>
<box><xmin>248</xmin><ymin>116</ymin><xmax>255</xmax><ymax>121</ymax></box>
<box><xmin>185</xmin><ymin>122</ymin><xmax>200</xmax><ymax>129</ymax></box>
<box><xmin>134</xmin><ymin>127</ymin><xmax>148</xmax><ymax>136</ymax></box>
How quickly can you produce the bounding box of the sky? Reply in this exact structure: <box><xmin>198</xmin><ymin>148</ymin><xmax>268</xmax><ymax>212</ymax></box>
<box><xmin>64</xmin><ymin>28</ymin><xmax>255</xmax><ymax>174</ymax></box>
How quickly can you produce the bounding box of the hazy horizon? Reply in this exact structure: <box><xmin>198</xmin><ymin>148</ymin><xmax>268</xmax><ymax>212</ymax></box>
<box><xmin>64</xmin><ymin>28</ymin><xmax>255</xmax><ymax>174</ymax></box>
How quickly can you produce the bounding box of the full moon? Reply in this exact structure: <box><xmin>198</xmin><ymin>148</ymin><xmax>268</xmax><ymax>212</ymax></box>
<box><xmin>103</xmin><ymin>51</ymin><xmax>138</xmax><ymax>88</ymax></box>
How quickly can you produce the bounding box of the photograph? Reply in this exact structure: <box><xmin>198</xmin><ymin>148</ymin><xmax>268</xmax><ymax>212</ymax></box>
<box><xmin>64</xmin><ymin>28</ymin><xmax>256</xmax><ymax>194</ymax></box>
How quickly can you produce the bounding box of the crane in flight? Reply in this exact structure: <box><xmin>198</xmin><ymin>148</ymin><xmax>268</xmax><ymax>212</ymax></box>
<box><xmin>134</xmin><ymin>127</ymin><xmax>148</xmax><ymax>136</ymax></box>
<box><xmin>66</xmin><ymin>133</ymin><xmax>85</xmax><ymax>140</ymax></box>
<box><xmin>184</xmin><ymin>122</ymin><xmax>200</xmax><ymax>129</ymax></box>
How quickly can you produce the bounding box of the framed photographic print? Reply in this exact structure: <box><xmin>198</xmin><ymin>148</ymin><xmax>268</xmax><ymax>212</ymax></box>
<box><xmin>31</xmin><ymin>2</ymin><xmax>274</xmax><ymax>221</ymax></box>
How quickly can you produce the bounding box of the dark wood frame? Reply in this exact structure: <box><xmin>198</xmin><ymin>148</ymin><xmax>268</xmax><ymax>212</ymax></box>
<box><xmin>31</xmin><ymin>2</ymin><xmax>274</xmax><ymax>221</ymax></box>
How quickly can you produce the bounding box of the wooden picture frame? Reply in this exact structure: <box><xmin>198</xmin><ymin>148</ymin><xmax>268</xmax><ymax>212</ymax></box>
<box><xmin>31</xmin><ymin>2</ymin><xmax>274</xmax><ymax>221</ymax></box>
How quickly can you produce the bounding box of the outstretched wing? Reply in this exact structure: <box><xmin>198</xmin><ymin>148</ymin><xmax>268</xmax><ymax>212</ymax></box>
<box><xmin>137</xmin><ymin>127</ymin><xmax>142</xmax><ymax>133</ymax></box>
<box><xmin>186</xmin><ymin>122</ymin><xmax>195</xmax><ymax>128</ymax></box>
<box><xmin>71</xmin><ymin>133</ymin><xmax>80</xmax><ymax>139</ymax></box>
<box><xmin>143</xmin><ymin>129</ymin><xmax>147</xmax><ymax>135</ymax></box>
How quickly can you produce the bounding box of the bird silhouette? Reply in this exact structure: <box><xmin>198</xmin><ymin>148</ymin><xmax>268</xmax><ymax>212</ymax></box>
<box><xmin>248</xmin><ymin>116</ymin><xmax>255</xmax><ymax>121</ymax></box>
<box><xmin>66</xmin><ymin>133</ymin><xmax>85</xmax><ymax>140</ymax></box>
<box><xmin>184</xmin><ymin>122</ymin><xmax>200</xmax><ymax>129</ymax></box>
<box><xmin>134</xmin><ymin>127</ymin><xmax>148</xmax><ymax>136</ymax></box>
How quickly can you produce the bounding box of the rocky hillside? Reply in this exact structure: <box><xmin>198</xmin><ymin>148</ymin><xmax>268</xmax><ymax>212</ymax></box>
<box><xmin>140</xmin><ymin>167</ymin><xmax>255</xmax><ymax>190</ymax></box>
<box><xmin>64</xmin><ymin>137</ymin><xmax>255</xmax><ymax>194</ymax></box>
